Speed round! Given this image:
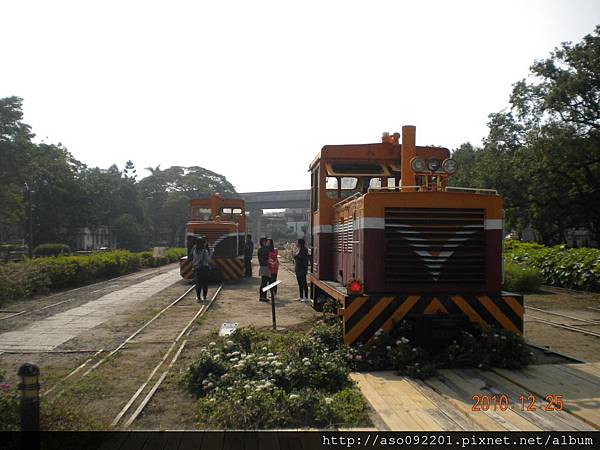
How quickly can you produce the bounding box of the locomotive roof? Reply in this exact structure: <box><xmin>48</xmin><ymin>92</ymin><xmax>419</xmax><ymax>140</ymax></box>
<box><xmin>309</xmin><ymin>142</ymin><xmax>450</xmax><ymax>171</ymax></box>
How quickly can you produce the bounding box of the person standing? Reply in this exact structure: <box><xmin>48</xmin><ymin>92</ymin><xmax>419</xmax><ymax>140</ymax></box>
<box><xmin>294</xmin><ymin>238</ymin><xmax>309</xmax><ymax>301</ymax></box>
<box><xmin>244</xmin><ymin>234</ymin><xmax>254</xmax><ymax>277</ymax></box>
<box><xmin>192</xmin><ymin>237</ymin><xmax>211</xmax><ymax>302</ymax></box>
<box><xmin>257</xmin><ymin>237</ymin><xmax>270</xmax><ymax>302</ymax></box>
<box><xmin>267</xmin><ymin>238</ymin><xmax>279</xmax><ymax>300</ymax></box>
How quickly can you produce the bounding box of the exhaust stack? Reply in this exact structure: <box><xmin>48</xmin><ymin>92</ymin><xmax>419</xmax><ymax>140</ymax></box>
<box><xmin>401</xmin><ymin>125</ymin><xmax>417</xmax><ymax>191</ymax></box>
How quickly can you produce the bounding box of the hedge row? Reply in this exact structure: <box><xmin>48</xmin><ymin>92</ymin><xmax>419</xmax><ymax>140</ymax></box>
<box><xmin>504</xmin><ymin>241</ymin><xmax>600</xmax><ymax>291</ymax></box>
<box><xmin>0</xmin><ymin>248</ymin><xmax>186</xmax><ymax>305</ymax></box>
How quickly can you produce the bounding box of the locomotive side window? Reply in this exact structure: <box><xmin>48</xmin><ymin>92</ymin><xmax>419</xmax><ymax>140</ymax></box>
<box><xmin>326</xmin><ymin>177</ymin><xmax>339</xmax><ymax>199</ymax></box>
<box><xmin>340</xmin><ymin>177</ymin><xmax>358</xmax><ymax>189</ymax></box>
<box><xmin>193</xmin><ymin>207</ymin><xmax>212</xmax><ymax>220</ymax></box>
<box><xmin>369</xmin><ymin>177</ymin><xmax>396</xmax><ymax>190</ymax></box>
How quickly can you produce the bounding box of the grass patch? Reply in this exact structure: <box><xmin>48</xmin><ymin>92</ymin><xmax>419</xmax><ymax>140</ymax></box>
<box><xmin>0</xmin><ymin>369</ymin><xmax>100</xmax><ymax>431</ymax></box>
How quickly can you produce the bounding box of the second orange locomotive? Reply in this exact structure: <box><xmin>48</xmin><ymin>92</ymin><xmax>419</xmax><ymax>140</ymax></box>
<box><xmin>180</xmin><ymin>193</ymin><xmax>246</xmax><ymax>282</ymax></box>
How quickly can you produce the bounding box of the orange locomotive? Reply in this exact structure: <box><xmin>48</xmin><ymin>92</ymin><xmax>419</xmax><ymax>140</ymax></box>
<box><xmin>179</xmin><ymin>193</ymin><xmax>246</xmax><ymax>282</ymax></box>
<box><xmin>308</xmin><ymin>126</ymin><xmax>523</xmax><ymax>345</ymax></box>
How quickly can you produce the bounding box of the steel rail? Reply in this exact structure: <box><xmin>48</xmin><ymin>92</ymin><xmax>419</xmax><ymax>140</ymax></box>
<box><xmin>525</xmin><ymin>305</ymin><xmax>600</xmax><ymax>325</ymax></box>
<box><xmin>43</xmin><ymin>283</ymin><xmax>196</xmax><ymax>400</ymax></box>
<box><xmin>527</xmin><ymin>315</ymin><xmax>600</xmax><ymax>338</ymax></box>
<box><xmin>115</xmin><ymin>283</ymin><xmax>223</xmax><ymax>427</ymax></box>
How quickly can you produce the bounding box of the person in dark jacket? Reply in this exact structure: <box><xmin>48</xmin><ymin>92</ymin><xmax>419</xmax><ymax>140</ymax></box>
<box><xmin>294</xmin><ymin>238</ymin><xmax>310</xmax><ymax>301</ymax></box>
<box><xmin>244</xmin><ymin>234</ymin><xmax>254</xmax><ymax>277</ymax></box>
<box><xmin>257</xmin><ymin>237</ymin><xmax>270</xmax><ymax>302</ymax></box>
<box><xmin>192</xmin><ymin>237</ymin><xmax>211</xmax><ymax>302</ymax></box>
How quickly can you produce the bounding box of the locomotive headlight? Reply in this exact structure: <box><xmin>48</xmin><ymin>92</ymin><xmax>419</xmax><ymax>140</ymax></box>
<box><xmin>427</xmin><ymin>158</ymin><xmax>441</xmax><ymax>172</ymax></box>
<box><xmin>442</xmin><ymin>158</ymin><xmax>458</xmax><ymax>174</ymax></box>
<box><xmin>410</xmin><ymin>157</ymin><xmax>426</xmax><ymax>173</ymax></box>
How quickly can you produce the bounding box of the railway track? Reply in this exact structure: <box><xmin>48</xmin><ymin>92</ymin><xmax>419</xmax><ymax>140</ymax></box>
<box><xmin>42</xmin><ymin>281</ymin><xmax>223</xmax><ymax>422</ymax></box>
<box><xmin>525</xmin><ymin>305</ymin><xmax>600</xmax><ymax>339</ymax></box>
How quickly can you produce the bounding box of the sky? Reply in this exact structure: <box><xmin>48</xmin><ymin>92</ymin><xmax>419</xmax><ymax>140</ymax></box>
<box><xmin>1</xmin><ymin>1</ymin><xmax>599</xmax><ymax>193</ymax></box>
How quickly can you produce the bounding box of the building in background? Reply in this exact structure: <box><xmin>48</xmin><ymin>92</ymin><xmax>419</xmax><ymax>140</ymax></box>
<box><xmin>73</xmin><ymin>226</ymin><xmax>117</xmax><ymax>251</ymax></box>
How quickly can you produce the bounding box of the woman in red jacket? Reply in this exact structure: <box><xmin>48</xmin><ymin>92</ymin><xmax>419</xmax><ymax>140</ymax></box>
<box><xmin>267</xmin><ymin>238</ymin><xmax>279</xmax><ymax>299</ymax></box>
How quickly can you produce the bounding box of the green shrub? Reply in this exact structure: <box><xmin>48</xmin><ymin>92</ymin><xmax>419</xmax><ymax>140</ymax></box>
<box><xmin>0</xmin><ymin>248</ymin><xmax>185</xmax><ymax>304</ymax></box>
<box><xmin>504</xmin><ymin>241</ymin><xmax>600</xmax><ymax>291</ymax></box>
<box><xmin>503</xmin><ymin>261</ymin><xmax>542</xmax><ymax>293</ymax></box>
<box><xmin>0</xmin><ymin>263</ymin><xmax>50</xmax><ymax>305</ymax></box>
<box><xmin>33</xmin><ymin>243</ymin><xmax>71</xmax><ymax>257</ymax></box>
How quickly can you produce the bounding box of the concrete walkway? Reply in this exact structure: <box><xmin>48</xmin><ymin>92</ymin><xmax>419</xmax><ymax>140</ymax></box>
<box><xmin>0</xmin><ymin>269</ymin><xmax>181</xmax><ymax>352</ymax></box>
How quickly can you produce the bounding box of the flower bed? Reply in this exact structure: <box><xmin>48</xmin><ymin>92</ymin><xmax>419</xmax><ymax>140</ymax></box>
<box><xmin>184</xmin><ymin>325</ymin><xmax>370</xmax><ymax>429</ymax></box>
<box><xmin>0</xmin><ymin>248</ymin><xmax>186</xmax><ymax>305</ymax></box>
<box><xmin>184</xmin><ymin>317</ymin><xmax>534</xmax><ymax>429</ymax></box>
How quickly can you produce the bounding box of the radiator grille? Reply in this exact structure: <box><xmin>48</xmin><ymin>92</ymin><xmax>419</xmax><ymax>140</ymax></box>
<box><xmin>384</xmin><ymin>208</ymin><xmax>485</xmax><ymax>285</ymax></box>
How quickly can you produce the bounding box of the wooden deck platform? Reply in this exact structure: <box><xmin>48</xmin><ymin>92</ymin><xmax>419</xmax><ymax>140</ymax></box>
<box><xmin>351</xmin><ymin>363</ymin><xmax>600</xmax><ymax>431</ymax></box>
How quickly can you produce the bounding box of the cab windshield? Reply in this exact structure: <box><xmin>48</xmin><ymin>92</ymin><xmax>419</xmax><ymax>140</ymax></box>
<box><xmin>192</xmin><ymin>207</ymin><xmax>212</xmax><ymax>221</ymax></box>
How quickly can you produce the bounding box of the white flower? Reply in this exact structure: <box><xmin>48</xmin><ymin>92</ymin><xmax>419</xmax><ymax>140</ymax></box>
<box><xmin>207</xmin><ymin>382</ymin><xmax>214</xmax><ymax>388</ymax></box>
<box><xmin>267</xmin><ymin>352</ymin><xmax>274</xmax><ymax>357</ymax></box>
<box><xmin>226</xmin><ymin>340</ymin><xmax>234</xmax><ymax>346</ymax></box>
<box><xmin>324</xmin><ymin>397</ymin><xmax>333</xmax><ymax>404</ymax></box>
<box><xmin>209</xmin><ymin>342</ymin><xmax>217</xmax><ymax>347</ymax></box>
<box><xmin>244</xmin><ymin>384</ymin><xmax>251</xmax><ymax>389</ymax></box>
<box><xmin>289</xmin><ymin>394</ymin><xmax>300</xmax><ymax>400</ymax></box>
<box><xmin>304</xmin><ymin>361</ymin><xmax>311</xmax><ymax>366</ymax></box>
<box><xmin>261</xmin><ymin>346</ymin><xmax>268</xmax><ymax>351</ymax></box>
<box><xmin>275</xmin><ymin>369</ymin><xmax>282</xmax><ymax>375</ymax></box>
<box><xmin>247</xmin><ymin>395</ymin><xmax>253</xmax><ymax>400</ymax></box>
<box><xmin>302</xmin><ymin>357</ymin><xmax>309</xmax><ymax>362</ymax></box>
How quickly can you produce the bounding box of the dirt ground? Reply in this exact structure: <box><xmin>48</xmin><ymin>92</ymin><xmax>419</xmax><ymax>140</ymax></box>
<box><xmin>132</xmin><ymin>262</ymin><xmax>320</xmax><ymax>430</ymax></box>
<box><xmin>524</xmin><ymin>287</ymin><xmax>600</xmax><ymax>363</ymax></box>
<box><xmin>0</xmin><ymin>259</ymin><xmax>320</xmax><ymax>430</ymax></box>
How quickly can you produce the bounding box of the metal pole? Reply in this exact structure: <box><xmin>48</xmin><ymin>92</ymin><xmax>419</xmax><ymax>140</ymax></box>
<box><xmin>271</xmin><ymin>294</ymin><xmax>276</xmax><ymax>330</ymax></box>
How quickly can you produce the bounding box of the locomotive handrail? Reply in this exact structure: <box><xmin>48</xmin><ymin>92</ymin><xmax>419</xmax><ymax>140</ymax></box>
<box><xmin>446</xmin><ymin>186</ymin><xmax>498</xmax><ymax>195</ymax></box>
<box><xmin>333</xmin><ymin>192</ymin><xmax>362</xmax><ymax>208</ymax></box>
<box><xmin>366</xmin><ymin>186</ymin><xmax>498</xmax><ymax>195</ymax></box>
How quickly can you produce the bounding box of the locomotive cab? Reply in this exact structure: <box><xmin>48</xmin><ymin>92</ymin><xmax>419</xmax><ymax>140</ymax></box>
<box><xmin>308</xmin><ymin>126</ymin><xmax>523</xmax><ymax>345</ymax></box>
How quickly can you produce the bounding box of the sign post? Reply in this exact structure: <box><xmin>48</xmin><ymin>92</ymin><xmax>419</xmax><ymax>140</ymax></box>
<box><xmin>262</xmin><ymin>280</ymin><xmax>282</xmax><ymax>330</ymax></box>
<box><xmin>152</xmin><ymin>247</ymin><xmax>166</xmax><ymax>273</ymax></box>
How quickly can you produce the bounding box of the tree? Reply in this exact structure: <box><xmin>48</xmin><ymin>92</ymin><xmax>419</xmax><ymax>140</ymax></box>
<box><xmin>112</xmin><ymin>213</ymin><xmax>146</xmax><ymax>252</ymax></box>
<box><xmin>450</xmin><ymin>142</ymin><xmax>478</xmax><ymax>188</ymax></box>
<box><xmin>507</xmin><ymin>26</ymin><xmax>600</xmax><ymax>243</ymax></box>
